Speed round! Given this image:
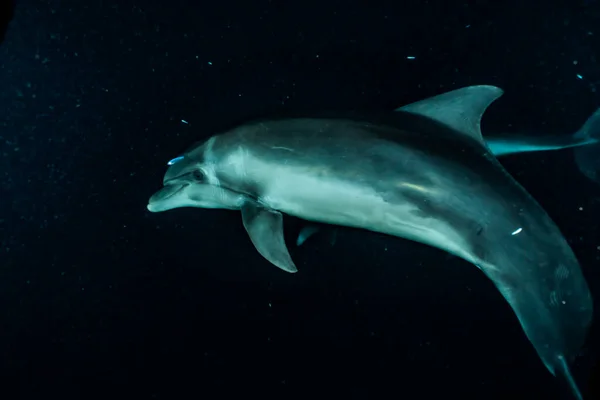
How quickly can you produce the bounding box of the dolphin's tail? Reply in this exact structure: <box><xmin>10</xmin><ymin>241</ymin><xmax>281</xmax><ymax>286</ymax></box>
<box><xmin>555</xmin><ymin>354</ymin><xmax>584</xmax><ymax>400</ymax></box>
<box><xmin>573</xmin><ymin>108</ymin><xmax>600</xmax><ymax>185</ymax></box>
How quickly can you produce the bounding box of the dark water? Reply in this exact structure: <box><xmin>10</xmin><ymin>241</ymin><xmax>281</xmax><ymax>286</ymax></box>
<box><xmin>1</xmin><ymin>0</ymin><xmax>599</xmax><ymax>399</ymax></box>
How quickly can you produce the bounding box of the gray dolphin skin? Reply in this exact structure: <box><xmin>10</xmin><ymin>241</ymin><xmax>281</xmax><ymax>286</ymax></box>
<box><xmin>147</xmin><ymin>86</ymin><xmax>593</xmax><ymax>399</ymax></box>
<box><xmin>296</xmin><ymin>106</ymin><xmax>600</xmax><ymax>247</ymax></box>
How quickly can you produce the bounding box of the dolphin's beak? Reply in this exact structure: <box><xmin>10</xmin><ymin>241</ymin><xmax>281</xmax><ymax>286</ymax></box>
<box><xmin>147</xmin><ymin>183</ymin><xmax>187</xmax><ymax>212</ymax></box>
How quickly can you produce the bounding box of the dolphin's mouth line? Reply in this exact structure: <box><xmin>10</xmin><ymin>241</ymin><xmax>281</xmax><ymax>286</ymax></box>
<box><xmin>154</xmin><ymin>182</ymin><xmax>188</xmax><ymax>201</ymax></box>
<box><xmin>165</xmin><ymin>183</ymin><xmax>186</xmax><ymax>199</ymax></box>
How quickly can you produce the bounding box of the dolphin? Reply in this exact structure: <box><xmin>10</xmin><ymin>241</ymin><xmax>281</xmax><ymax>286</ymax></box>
<box><xmin>483</xmin><ymin>109</ymin><xmax>600</xmax><ymax>186</ymax></box>
<box><xmin>467</xmin><ymin>108</ymin><xmax>600</xmax><ymax>187</ymax></box>
<box><xmin>295</xmin><ymin>106</ymin><xmax>600</xmax><ymax>247</ymax></box>
<box><xmin>147</xmin><ymin>85</ymin><xmax>593</xmax><ymax>399</ymax></box>
<box><xmin>401</xmin><ymin>105</ymin><xmax>600</xmax><ymax>158</ymax></box>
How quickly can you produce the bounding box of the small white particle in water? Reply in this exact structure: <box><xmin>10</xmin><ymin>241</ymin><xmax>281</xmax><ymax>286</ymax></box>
<box><xmin>511</xmin><ymin>227</ymin><xmax>523</xmax><ymax>235</ymax></box>
<box><xmin>406</xmin><ymin>56</ymin><xmax>416</xmax><ymax>60</ymax></box>
<box><xmin>268</xmin><ymin>303</ymin><xmax>272</xmax><ymax>308</ymax></box>
<box><xmin>181</xmin><ymin>119</ymin><xmax>188</xmax><ymax>124</ymax></box>
<box><xmin>562</xmin><ymin>300</ymin><xmax>566</xmax><ymax>305</ymax></box>
<box><xmin>208</xmin><ymin>61</ymin><xmax>212</xmax><ymax>65</ymax></box>
<box><xmin>579</xmin><ymin>206</ymin><xmax>583</xmax><ymax>211</ymax></box>
<box><xmin>577</xmin><ymin>74</ymin><xmax>583</xmax><ymax>80</ymax></box>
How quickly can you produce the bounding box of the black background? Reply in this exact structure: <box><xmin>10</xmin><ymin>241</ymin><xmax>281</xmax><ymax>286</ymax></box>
<box><xmin>1</xmin><ymin>0</ymin><xmax>600</xmax><ymax>399</ymax></box>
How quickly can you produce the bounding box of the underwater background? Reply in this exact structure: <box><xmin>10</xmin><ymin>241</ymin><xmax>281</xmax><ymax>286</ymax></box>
<box><xmin>1</xmin><ymin>0</ymin><xmax>599</xmax><ymax>399</ymax></box>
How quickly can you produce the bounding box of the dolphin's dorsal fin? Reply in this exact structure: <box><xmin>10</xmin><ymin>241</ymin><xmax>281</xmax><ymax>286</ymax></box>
<box><xmin>396</xmin><ymin>85</ymin><xmax>504</xmax><ymax>145</ymax></box>
<box><xmin>241</xmin><ymin>200</ymin><xmax>298</xmax><ymax>273</ymax></box>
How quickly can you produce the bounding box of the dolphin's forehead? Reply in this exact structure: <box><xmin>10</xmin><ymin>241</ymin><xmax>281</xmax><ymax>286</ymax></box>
<box><xmin>161</xmin><ymin>140</ymin><xmax>211</xmax><ymax>184</ymax></box>
<box><xmin>163</xmin><ymin>156</ymin><xmax>196</xmax><ymax>183</ymax></box>
<box><xmin>183</xmin><ymin>138</ymin><xmax>210</xmax><ymax>157</ymax></box>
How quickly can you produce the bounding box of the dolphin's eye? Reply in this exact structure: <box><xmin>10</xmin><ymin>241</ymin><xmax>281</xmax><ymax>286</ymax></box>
<box><xmin>192</xmin><ymin>170</ymin><xmax>204</xmax><ymax>181</ymax></box>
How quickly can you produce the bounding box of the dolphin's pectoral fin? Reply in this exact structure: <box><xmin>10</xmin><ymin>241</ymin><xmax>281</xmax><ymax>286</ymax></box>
<box><xmin>241</xmin><ymin>201</ymin><xmax>298</xmax><ymax>273</ymax></box>
<box><xmin>297</xmin><ymin>224</ymin><xmax>339</xmax><ymax>247</ymax></box>
<box><xmin>395</xmin><ymin>85</ymin><xmax>503</xmax><ymax>146</ymax></box>
<box><xmin>297</xmin><ymin>224</ymin><xmax>321</xmax><ymax>246</ymax></box>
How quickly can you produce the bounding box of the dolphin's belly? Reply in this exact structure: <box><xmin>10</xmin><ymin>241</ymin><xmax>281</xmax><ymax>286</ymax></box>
<box><xmin>258</xmin><ymin>168</ymin><xmax>473</xmax><ymax>260</ymax></box>
<box><xmin>261</xmin><ymin>170</ymin><xmax>388</xmax><ymax>225</ymax></box>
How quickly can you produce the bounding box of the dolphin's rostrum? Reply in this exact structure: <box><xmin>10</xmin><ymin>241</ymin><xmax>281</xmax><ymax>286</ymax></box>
<box><xmin>147</xmin><ymin>86</ymin><xmax>593</xmax><ymax>399</ymax></box>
